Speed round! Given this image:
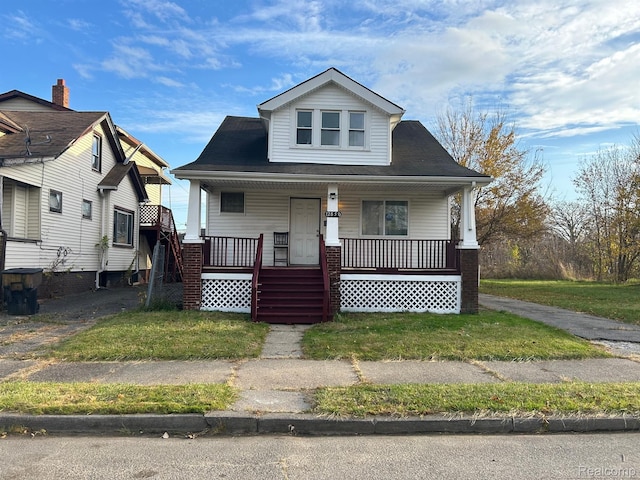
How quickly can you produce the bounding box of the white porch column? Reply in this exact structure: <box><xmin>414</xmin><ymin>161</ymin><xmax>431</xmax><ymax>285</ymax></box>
<box><xmin>459</xmin><ymin>183</ymin><xmax>479</xmax><ymax>248</ymax></box>
<box><xmin>184</xmin><ymin>179</ymin><xmax>203</xmax><ymax>243</ymax></box>
<box><xmin>325</xmin><ymin>184</ymin><xmax>341</xmax><ymax>247</ymax></box>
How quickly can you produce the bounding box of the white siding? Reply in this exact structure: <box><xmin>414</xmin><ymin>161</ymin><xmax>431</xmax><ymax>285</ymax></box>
<box><xmin>268</xmin><ymin>84</ymin><xmax>392</xmax><ymax>166</ymax></box>
<box><xmin>206</xmin><ymin>187</ymin><xmax>450</xmax><ymax>266</ymax></box>
<box><xmin>335</xmin><ymin>191</ymin><xmax>450</xmax><ymax>240</ymax></box>
<box><xmin>2</xmin><ymin>123</ymin><xmax>142</xmax><ymax>275</ymax></box>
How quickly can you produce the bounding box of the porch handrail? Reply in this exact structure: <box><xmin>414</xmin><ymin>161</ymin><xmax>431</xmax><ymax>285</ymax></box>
<box><xmin>340</xmin><ymin>238</ymin><xmax>459</xmax><ymax>271</ymax></box>
<box><xmin>251</xmin><ymin>234</ymin><xmax>263</xmax><ymax>322</ymax></box>
<box><xmin>203</xmin><ymin>235</ymin><xmax>259</xmax><ymax>268</ymax></box>
<box><xmin>319</xmin><ymin>234</ymin><xmax>330</xmax><ymax>322</ymax></box>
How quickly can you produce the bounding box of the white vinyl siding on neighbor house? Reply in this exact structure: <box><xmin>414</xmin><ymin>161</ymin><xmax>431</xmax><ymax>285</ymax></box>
<box><xmin>268</xmin><ymin>84</ymin><xmax>392</xmax><ymax>165</ymax></box>
<box><xmin>1</xmin><ymin>123</ymin><xmax>141</xmax><ymax>275</ymax></box>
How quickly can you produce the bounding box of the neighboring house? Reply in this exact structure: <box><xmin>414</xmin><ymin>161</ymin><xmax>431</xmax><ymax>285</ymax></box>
<box><xmin>173</xmin><ymin>68</ymin><xmax>491</xmax><ymax>323</ymax></box>
<box><xmin>0</xmin><ymin>80</ymin><xmax>180</xmax><ymax>298</ymax></box>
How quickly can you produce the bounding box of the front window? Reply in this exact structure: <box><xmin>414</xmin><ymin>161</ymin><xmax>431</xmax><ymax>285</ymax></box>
<box><xmin>362</xmin><ymin>200</ymin><xmax>408</xmax><ymax>236</ymax></box>
<box><xmin>220</xmin><ymin>192</ymin><xmax>245</xmax><ymax>214</ymax></box>
<box><xmin>92</xmin><ymin>134</ymin><xmax>102</xmax><ymax>171</ymax></box>
<box><xmin>113</xmin><ymin>208</ymin><xmax>134</xmax><ymax>246</ymax></box>
<box><xmin>296</xmin><ymin>110</ymin><xmax>312</xmax><ymax>145</ymax></box>
<box><xmin>321</xmin><ymin>111</ymin><xmax>340</xmax><ymax>146</ymax></box>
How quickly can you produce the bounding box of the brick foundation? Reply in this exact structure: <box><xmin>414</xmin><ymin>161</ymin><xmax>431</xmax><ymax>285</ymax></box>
<box><xmin>325</xmin><ymin>245</ymin><xmax>341</xmax><ymax>316</ymax></box>
<box><xmin>459</xmin><ymin>247</ymin><xmax>479</xmax><ymax>314</ymax></box>
<box><xmin>182</xmin><ymin>242</ymin><xmax>203</xmax><ymax>310</ymax></box>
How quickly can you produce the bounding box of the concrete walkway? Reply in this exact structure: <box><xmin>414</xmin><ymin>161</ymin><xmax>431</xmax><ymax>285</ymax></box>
<box><xmin>1</xmin><ymin>291</ymin><xmax>640</xmax><ymax>435</ymax></box>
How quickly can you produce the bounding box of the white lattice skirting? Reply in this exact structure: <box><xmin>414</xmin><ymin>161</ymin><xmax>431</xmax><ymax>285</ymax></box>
<box><xmin>340</xmin><ymin>274</ymin><xmax>461</xmax><ymax>314</ymax></box>
<box><xmin>201</xmin><ymin>273</ymin><xmax>252</xmax><ymax>313</ymax></box>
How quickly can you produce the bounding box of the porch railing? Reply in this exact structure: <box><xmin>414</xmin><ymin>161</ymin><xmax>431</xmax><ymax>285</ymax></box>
<box><xmin>340</xmin><ymin>238</ymin><xmax>459</xmax><ymax>272</ymax></box>
<box><xmin>319</xmin><ymin>234</ymin><xmax>330</xmax><ymax>322</ymax></box>
<box><xmin>203</xmin><ymin>236</ymin><xmax>260</xmax><ymax>268</ymax></box>
<box><xmin>140</xmin><ymin>204</ymin><xmax>173</xmax><ymax>230</ymax></box>
<box><xmin>251</xmin><ymin>234</ymin><xmax>264</xmax><ymax>321</ymax></box>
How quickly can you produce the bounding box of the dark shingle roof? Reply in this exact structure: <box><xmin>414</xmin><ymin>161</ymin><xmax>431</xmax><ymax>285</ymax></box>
<box><xmin>174</xmin><ymin>116</ymin><xmax>488</xmax><ymax>180</ymax></box>
<box><xmin>0</xmin><ymin>110</ymin><xmax>107</xmax><ymax>159</ymax></box>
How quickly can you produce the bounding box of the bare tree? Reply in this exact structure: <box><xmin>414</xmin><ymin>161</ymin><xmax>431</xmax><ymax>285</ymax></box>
<box><xmin>436</xmin><ymin>101</ymin><xmax>549</xmax><ymax>246</ymax></box>
<box><xmin>574</xmin><ymin>141</ymin><xmax>640</xmax><ymax>282</ymax></box>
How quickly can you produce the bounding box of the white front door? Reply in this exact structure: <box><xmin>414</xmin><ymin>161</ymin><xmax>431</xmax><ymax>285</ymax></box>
<box><xmin>290</xmin><ymin>198</ymin><xmax>320</xmax><ymax>265</ymax></box>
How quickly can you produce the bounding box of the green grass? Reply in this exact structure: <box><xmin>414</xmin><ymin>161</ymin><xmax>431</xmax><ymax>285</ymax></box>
<box><xmin>314</xmin><ymin>382</ymin><xmax>640</xmax><ymax>417</ymax></box>
<box><xmin>0</xmin><ymin>382</ymin><xmax>236</xmax><ymax>415</ymax></box>
<box><xmin>302</xmin><ymin>311</ymin><xmax>609</xmax><ymax>361</ymax></box>
<box><xmin>480</xmin><ymin>279</ymin><xmax>640</xmax><ymax>325</ymax></box>
<box><xmin>46</xmin><ymin>311</ymin><xmax>270</xmax><ymax>361</ymax></box>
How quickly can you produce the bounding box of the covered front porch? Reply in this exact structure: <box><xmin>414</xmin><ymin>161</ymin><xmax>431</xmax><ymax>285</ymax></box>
<box><xmin>180</xmin><ymin>178</ymin><xmax>483</xmax><ymax>322</ymax></box>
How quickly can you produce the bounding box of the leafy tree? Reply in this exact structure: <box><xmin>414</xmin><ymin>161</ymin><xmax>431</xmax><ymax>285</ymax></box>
<box><xmin>436</xmin><ymin>102</ymin><xmax>549</xmax><ymax>246</ymax></box>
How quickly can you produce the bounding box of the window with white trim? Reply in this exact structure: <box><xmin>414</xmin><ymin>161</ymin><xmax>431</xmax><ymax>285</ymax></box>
<box><xmin>362</xmin><ymin>200</ymin><xmax>408</xmax><ymax>236</ymax></box>
<box><xmin>296</xmin><ymin>110</ymin><xmax>312</xmax><ymax>145</ymax></box>
<box><xmin>113</xmin><ymin>208</ymin><xmax>134</xmax><ymax>246</ymax></box>
<box><xmin>349</xmin><ymin>112</ymin><xmax>365</xmax><ymax>147</ymax></box>
<box><xmin>2</xmin><ymin>179</ymin><xmax>40</xmax><ymax>239</ymax></box>
<box><xmin>92</xmin><ymin>134</ymin><xmax>102</xmax><ymax>171</ymax></box>
<box><xmin>321</xmin><ymin>111</ymin><xmax>340</xmax><ymax>146</ymax></box>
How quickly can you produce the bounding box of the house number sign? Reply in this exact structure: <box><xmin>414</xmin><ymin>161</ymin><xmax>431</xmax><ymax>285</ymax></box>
<box><xmin>325</xmin><ymin>211</ymin><xmax>342</xmax><ymax>217</ymax></box>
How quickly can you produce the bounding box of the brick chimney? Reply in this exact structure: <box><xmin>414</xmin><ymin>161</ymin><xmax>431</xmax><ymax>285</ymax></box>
<box><xmin>52</xmin><ymin>79</ymin><xmax>69</xmax><ymax>108</ymax></box>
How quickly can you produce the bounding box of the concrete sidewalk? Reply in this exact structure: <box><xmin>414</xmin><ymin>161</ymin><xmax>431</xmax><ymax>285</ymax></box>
<box><xmin>1</xmin><ymin>292</ymin><xmax>640</xmax><ymax>435</ymax></box>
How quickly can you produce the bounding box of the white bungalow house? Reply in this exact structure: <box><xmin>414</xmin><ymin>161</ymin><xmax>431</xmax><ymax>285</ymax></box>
<box><xmin>173</xmin><ymin>68</ymin><xmax>491</xmax><ymax>323</ymax></box>
<box><xmin>0</xmin><ymin>80</ymin><xmax>181</xmax><ymax>298</ymax></box>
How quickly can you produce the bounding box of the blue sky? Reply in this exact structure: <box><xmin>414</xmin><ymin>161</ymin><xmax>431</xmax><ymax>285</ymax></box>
<box><xmin>1</xmin><ymin>0</ymin><xmax>639</xmax><ymax>231</ymax></box>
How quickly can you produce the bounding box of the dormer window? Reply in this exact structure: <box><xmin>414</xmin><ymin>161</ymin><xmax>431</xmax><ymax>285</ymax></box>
<box><xmin>349</xmin><ymin>112</ymin><xmax>365</xmax><ymax>147</ymax></box>
<box><xmin>296</xmin><ymin>111</ymin><xmax>312</xmax><ymax>145</ymax></box>
<box><xmin>321</xmin><ymin>111</ymin><xmax>340</xmax><ymax>146</ymax></box>
<box><xmin>293</xmin><ymin>108</ymin><xmax>368</xmax><ymax>150</ymax></box>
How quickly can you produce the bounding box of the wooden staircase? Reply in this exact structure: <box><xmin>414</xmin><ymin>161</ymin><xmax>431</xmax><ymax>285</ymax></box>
<box><xmin>140</xmin><ymin>205</ymin><xmax>183</xmax><ymax>282</ymax></box>
<box><xmin>255</xmin><ymin>268</ymin><xmax>327</xmax><ymax>324</ymax></box>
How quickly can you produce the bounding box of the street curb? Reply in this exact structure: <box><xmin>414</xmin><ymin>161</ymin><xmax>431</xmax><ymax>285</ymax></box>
<box><xmin>2</xmin><ymin>412</ymin><xmax>639</xmax><ymax>436</ymax></box>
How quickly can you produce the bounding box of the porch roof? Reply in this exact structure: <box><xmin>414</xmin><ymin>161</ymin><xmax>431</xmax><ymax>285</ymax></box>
<box><xmin>172</xmin><ymin>116</ymin><xmax>491</xmax><ymax>191</ymax></box>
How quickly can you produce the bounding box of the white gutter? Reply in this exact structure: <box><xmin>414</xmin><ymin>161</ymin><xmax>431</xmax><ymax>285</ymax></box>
<box><xmin>171</xmin><ymin>169</ymin><xmax>493</xmax><ymax>186</ymax></box>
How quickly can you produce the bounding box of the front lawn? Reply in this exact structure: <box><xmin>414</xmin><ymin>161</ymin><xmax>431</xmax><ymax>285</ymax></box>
<box><xmin>302</xmin><ymin>311</ymin><xmax>609</xmax><ymax>361</ymax></box>
<box><xmin>0</xmin><ymin>382</ymin><xmax>236</xmax><ymax>415</ymax></box>
<box><xmin>46</xmin><ymin>311</ymin><xmax>269</xmax><ymax>361</ymax></box>
<box><xmin>480</xmin><ymin>279</ymin><xmax>640</xmax><ymax>325</ymax></box>
<box><xmin>314</xmin><ymin>382</ymin><xmax>640</xmax><ymax>417</ymax></box>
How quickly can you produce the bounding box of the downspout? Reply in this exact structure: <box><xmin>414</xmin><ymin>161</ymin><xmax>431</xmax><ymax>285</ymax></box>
<box><xmin>96</xmin><ymin>188</ymin><xmax>110</xmax><ymax>289</ymax></box>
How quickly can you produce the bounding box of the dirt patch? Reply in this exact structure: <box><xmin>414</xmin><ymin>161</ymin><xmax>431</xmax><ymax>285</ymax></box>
<box><xmin>0</xmin><ymin>285</ymin><xmax>146</xmax><ymax>359</ymax></box>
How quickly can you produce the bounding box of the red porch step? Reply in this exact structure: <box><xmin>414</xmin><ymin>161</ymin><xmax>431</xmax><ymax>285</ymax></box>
<box><xmin>255</xmin><ymin>268</ymin><xmax>326</xmax><ymax>324</ymax></box>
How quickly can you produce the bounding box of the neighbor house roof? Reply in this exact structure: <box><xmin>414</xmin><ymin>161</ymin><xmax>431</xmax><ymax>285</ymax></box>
<box><xmin>173</xmin><ymin>115</ymin><xmax>491</xmax><ymax>183</ymax></box>
<box><xmin>0</xmin><ymin>110</ymin><xmax>113</xmax><ymax>161</ymax></box>
<box><xmin>0</xmin><ymin>89</ymin><xmax>71</xmax><ymax>111</ymax></box>
<box><xmin>98</xmin><ymin>162</ymin><xmax>148</xmax><ymax>202</ymax></box>
<box><xmin>0</xmin><ymin>110</ymin><xmax>148</xmax><ymax>201</ymax></box>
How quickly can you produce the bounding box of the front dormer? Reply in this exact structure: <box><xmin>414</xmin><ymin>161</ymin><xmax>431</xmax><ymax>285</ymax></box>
<box><xmin>257</xmin><ymin>68</ymin><xmax>405</xmax><ymax>166</ymax></box>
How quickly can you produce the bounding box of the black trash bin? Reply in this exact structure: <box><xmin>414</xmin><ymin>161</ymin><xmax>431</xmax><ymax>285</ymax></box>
<box><xmin>2</xmin><ymin>268</ymin><xmax>43</xmax><ymax>315</ymax></box>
